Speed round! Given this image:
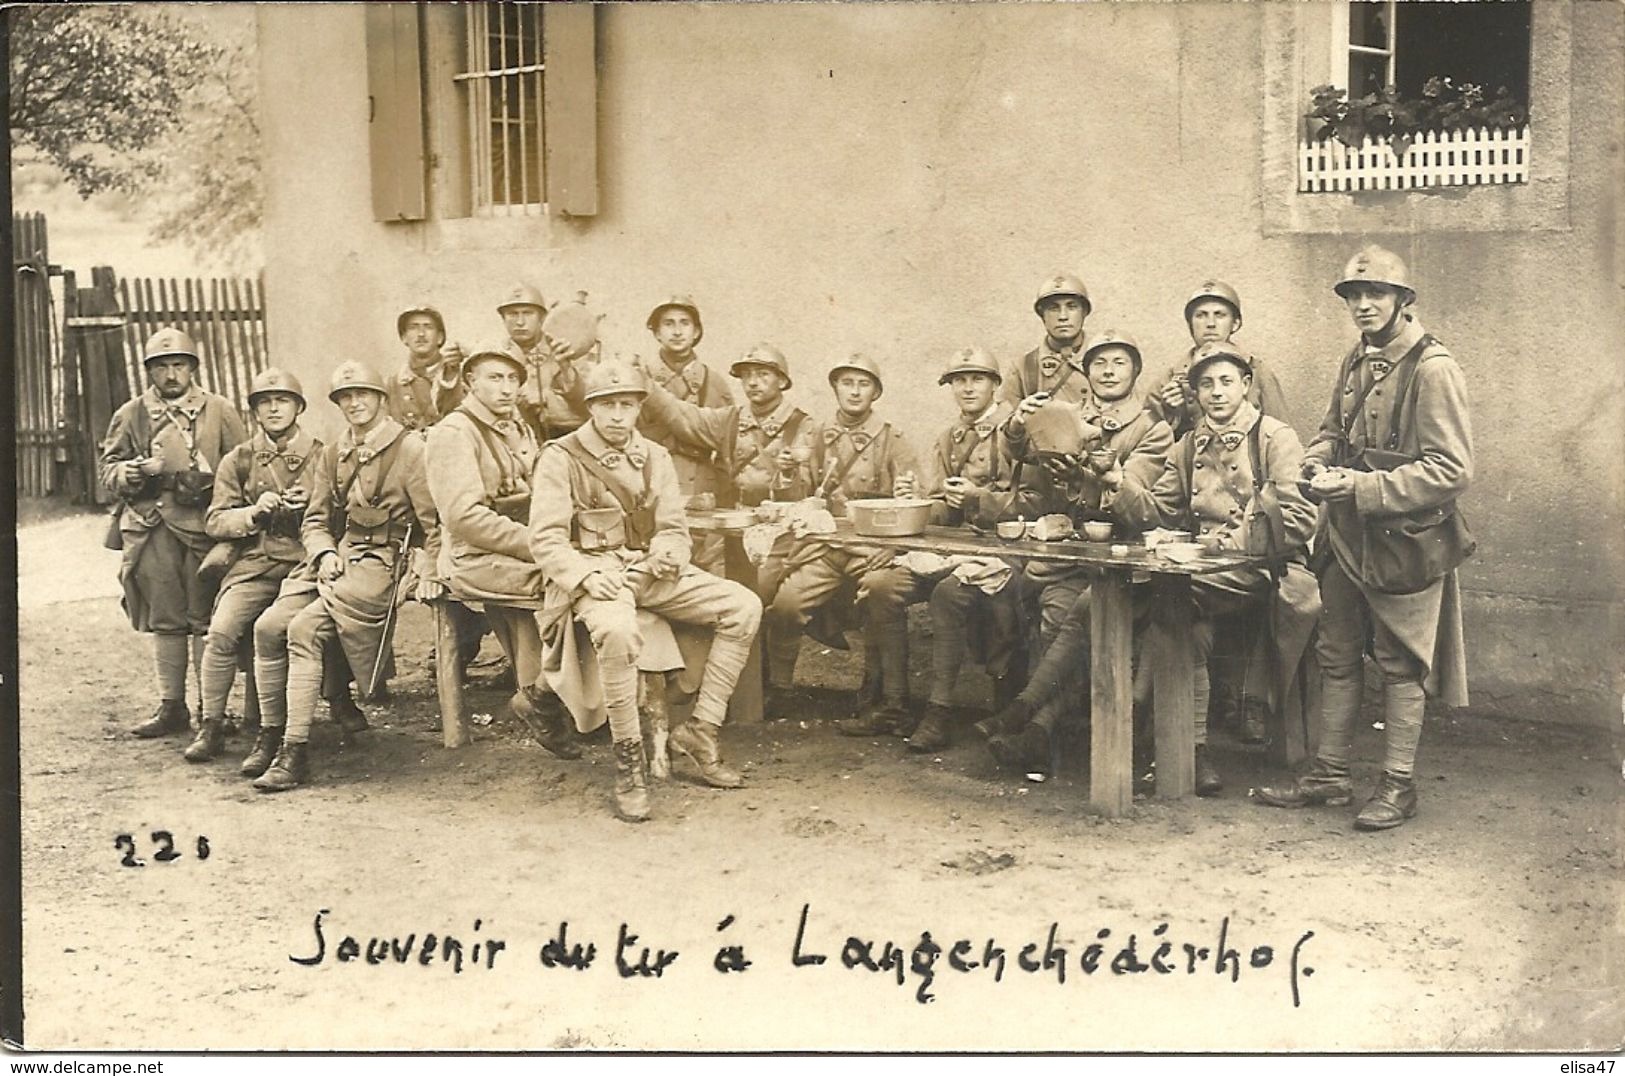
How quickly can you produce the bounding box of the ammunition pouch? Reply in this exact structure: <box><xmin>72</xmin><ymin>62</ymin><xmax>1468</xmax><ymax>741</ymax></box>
<box><xmin>167</xmin><ymin>470</ymin><xmax>215</xmax><ymax>508</ymax></box>
<box><xmin>492</xmin><ymin>492</ymin><xmax>531</xmax><ymax>524</ymax></box>
<box><xmin>572</xmin><ymin>506</ymin><xmax>628</xmax><ymax>552</ymax></box>
<box><xmin>344</xmin><ymin>504</ymin><xmax>410</xmax><ymax>548</ymax></box>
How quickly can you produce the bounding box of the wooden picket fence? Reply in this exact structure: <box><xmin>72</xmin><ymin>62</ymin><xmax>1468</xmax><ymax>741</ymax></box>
<box><xmin>117</xmin><ymin>276</ymin><xmax>269</xmax><ymax>414</ymax></box>
<box><xmin>11</xmin><ymin>212</ymin><xmax>270</xmax><ymax>501</ymax></box>
<box><xmin>1299</xmin><ymin>125</ymin><xmax>1530</xmax><ymax>192</ymax></box>
<box><xmin>14</xmin><ymin>212</ymin><xmax>64</xmax><ymax>499</ymax></box>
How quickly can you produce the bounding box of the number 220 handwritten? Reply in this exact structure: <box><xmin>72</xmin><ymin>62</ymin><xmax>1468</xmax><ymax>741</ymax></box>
<box><xmin>113</xmin><ymin>832</ymin><xmax>210</xmax><ymax>867</ymax></box>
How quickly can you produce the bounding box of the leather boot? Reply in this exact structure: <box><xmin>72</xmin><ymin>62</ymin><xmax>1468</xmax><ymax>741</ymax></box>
<box><xmin>329</xmin><ymin>693</ymin><xmax>369</xmax><ymax>735</ymax></box>
<box><xmin>670</xmin><ymin>720</ymin><xmax>745</xmax><ymax>788</ymax></box>
<box><xmin>611</xmin><ymin>738</ymin><xmax>651</xmax><ymax>822</ymax></box>
<box><xmin>1254</xmin><ymin>760</ymin><xmax>1353</xmax><ymax>808</ymax></box>
<box><xmin>973</xmin><ymin>697</ymin><xmax>1031</xmax><ymax>741</ymax></box>
<box><xmin>1354</xmin><ymin>772</ymin><xmax>1418</xmax><ymax>831</ymax></box>
<box><xmin>131</xmin><ymin>700</ymin><xmax>192</xmax><ymax>739</ymax></box>
<box><xmin>836</xmin><ymin>701</ymin><xmax>914</xmax><ymax>738</ymax></box>
<box><xmin>239</xmin><ymin>726</ymin><xmax>283</xmax><ymax>778</ymax></box>
<box><xmin>988</xmin><ymin>723</ymin><xmax>1055</xmax><ymax>776</ymax></box>
<box><xmin>1239</xmin><ymin>699</ymin><xmax>1270</xmax><ymax>745</ymax></box>
<box><xmin>252</xmin><ymin>742</ymin><xmax>309</xmax><ymax>793</ymax></box>
<box><xmin>182</xmin><ymin>718</ymin><xmax>227</xmax><ymax>763</ymax></box>
<box><xmin>1194</xmin><ymin>744</ymin><xmax>1223</xmax><ymax>797</ymax></box>
<box><xmin>905</xmin><ymin>703</ymin><xmax>954</xmax><ymax>753</ymax></box>
<box><xmin>510</xmin><ymin>688</ymin><xmax>582</xmax><ymax>760</ymax></box>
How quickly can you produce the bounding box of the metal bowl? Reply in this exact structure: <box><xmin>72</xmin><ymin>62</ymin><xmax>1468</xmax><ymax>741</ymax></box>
<box><xmin>848</xmin><ymin>497</ymin><xmax>934</xmax><ymax>537</ymax></box>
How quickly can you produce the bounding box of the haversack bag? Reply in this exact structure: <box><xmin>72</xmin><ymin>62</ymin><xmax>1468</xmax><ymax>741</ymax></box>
<box><xmin>1361</xmin><ymin>501</ymin><xmax>1476</xmax><ymax>594</ymax></box>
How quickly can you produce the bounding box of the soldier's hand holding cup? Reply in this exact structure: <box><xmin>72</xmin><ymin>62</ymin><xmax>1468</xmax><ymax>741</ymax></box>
<box><xmin>251</xmin><ymin>490</ymin><xmax>283</xmax><ymax>523</ymax></box>
<box><xmin>942</xmin><ymin>476</ymin><xmax>970</xmax><ymax>510</ymax></box>
<box><xmin>282</xmin><ymin>485</ymin><xmax>309</xmax><ymax>511</ymax></box>
<box><xmin>893</xmin><ymin>470</ymin><xmax>918</xmax><ymax>498</ymax></box>
<box><xmin>1158</xmin><ymin>379</ymin><xmax>1189</xmax><ymax>413</ymax></box>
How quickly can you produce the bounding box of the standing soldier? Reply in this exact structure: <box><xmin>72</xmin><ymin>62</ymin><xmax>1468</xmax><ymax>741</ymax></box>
<box><xmin>248</xmin><ymin>361</ymin><xmax>440</xmax><ymax>792</ymax></box>
<box><xmin>1258</xmin><ymin>246</ymin><xmax>1473</xmax><ymax>830</ymax></box>
<box><xmin>763</xmin><ymin>354</ymin><xmax>921</xmax><ymax>726</ymax></box>
<box><xmin>981</xmin><ymin>331</ymin><xmax>1174</xmax><ymax>774</ymax></box>
<box><xmin>848</xmin><ymin>347</ymin><xmax>1025</xmax><ymax>751</ymax></box>
<box><xmin>637</xmin><ymin>295</ymin><xmax>732</xmax><ymax>572</ymax></box>
<box><xmin>494</xmin><ymin>283</ymin><xmax>593</xmax><ymax>442</ymax></box>
<box><xmin>1113</xmin><ymin>342</ymin><xmax>1320</xmax><ymax>796</ymax></box>
<box><xmin>1149</xmin><ymin>279</ymin><xmax>1293</xmax><ymax>744</ymax></box>
<box><xmin>529</xmin><ymin>362</ymin><xmax>762</xmax><ymax>822</ymax></box>
<box><xmin>385</xmin><ymin>303</ymin><xmax>465</xmax><ymax>432</ymax></box>
<box><xmin>424</xmin><ymin>345</ymin><xmax>580</xmax><ymax>760</ymax></box>
<box><xmin>100</xmin><ymin>328</ymin><xmax>247</xmax><ymax>738</ymax></box>
<box><xmin>999</xmin><ymin>273</ymin><xmax>1094</xmax><ymax>411</ymax></box>
<box><xmin>187</xmin><ymin>370</ymin><xmax>337</xmax><ymax>765</ymax></box>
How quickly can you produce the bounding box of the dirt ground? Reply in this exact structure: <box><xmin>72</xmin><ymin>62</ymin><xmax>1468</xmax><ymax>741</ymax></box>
<box><xmin>15</xmin><ymin>507</ymin><xmax>1625</xmax><ymax>1052</ymax></box>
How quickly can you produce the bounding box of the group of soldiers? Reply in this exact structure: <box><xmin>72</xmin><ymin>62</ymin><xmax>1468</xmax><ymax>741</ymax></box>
<box><xmin>102</xmin><ymin>243</ymin><xmax>1473</xmax><ymax>831</ymax></box>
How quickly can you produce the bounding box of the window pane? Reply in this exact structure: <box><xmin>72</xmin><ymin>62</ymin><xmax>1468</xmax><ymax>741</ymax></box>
<box><xmin>1349</xmin><ymin>53</ymin><xmax>1388</xmax><ymax>98</ymax></box>
<box><xmin>1394</xmin><ymin>1</ymin><xmax>1531</xmax><ymax>106</ymax></box>
<box><xmin>1350</xmin><ymin>1</ymin><xmax>1389</xmax><ymax>49</ymax></box>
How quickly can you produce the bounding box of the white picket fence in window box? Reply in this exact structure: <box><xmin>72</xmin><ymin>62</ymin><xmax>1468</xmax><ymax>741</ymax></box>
<box><xmin>1299</xmin><ymin>126</ymin><xmax>1530</xmax><ymax>192</ymax></box>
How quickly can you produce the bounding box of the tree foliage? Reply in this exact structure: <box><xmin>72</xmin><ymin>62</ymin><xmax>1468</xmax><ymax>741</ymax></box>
<box><xmin>9</xmin><ymin>5</ymin><xmax>220</xmax><ymax>196</ymax></box>
<box><xmin>8</xmin><ymin>5</ymin><xmax>262</xmax><ymax>265</ymax></box>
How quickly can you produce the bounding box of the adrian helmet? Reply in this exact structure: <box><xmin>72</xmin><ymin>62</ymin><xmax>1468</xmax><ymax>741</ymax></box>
<box><xmin>1334</xmin><ymin>245</ymin><xmax>1416</xmax><ymax>305</ymax></box>
<box><xmin>1082</xmin><ymin>330</ymin><xmax>1143</xmax><ymax>375</ymax></box>
<box><xmin>581</xmin><ymin>361</ymin><xmax>648</xmax><ymax>403</ymax></box>
<box><xmin>730</xmin><ymin>343</ymin><xmax>792</xmax><ymax>389</ymax></box>
<box><xmin>937</xmin><ymin>346</ymin><xmax>1003</xmax><ymax>385</ymax></box>
<box><xmin>396</xmin><ymin>303</ymin><xmax>447</xmax><ymax>339</ymax></box>
<box><xmin>827</xmin><ymin>353</ymin><xmax>885</xmax><ymax>398</ymax></box>
<box><xmin>461</xmin><ymin>343</ymin><xmax>528</xmax><ymax>385</ymax></box>
<box><xmin>1183</xmin><ymin>279</ymin><xmax>1243</xmax><ymax>325</ymax></box>
<box><xmin>1033</xmin><ymin>273</ymin><xmax>1092</xmax><ymax>318</ymax></box>
<box><xmin>496</xmin><ymin>283</ymin><xmax>548</xmax><ymax>314</ymax></box>
<box><xmin>327</xmin><ymin>360</ymin><xmax>389</xmax><ymax>402</ymax></box>
<box><xmin>247</xmin><ymin>367</ymin><xmax>307</xmax><ymax>410</ymax></box>
<box><xmin>1186</xmin><ymin>341</ymin><xmax>1253</xmax><ymax>387</ymax></box>
<box><xmin>142</xmin><ymin>327</ymin><xmax>199</xmax><ymax>367</ymax></box>
<box><xmin>645</xmin><ymin>294</ymin><xmax>704</xmax><ymax>344</ymax></box>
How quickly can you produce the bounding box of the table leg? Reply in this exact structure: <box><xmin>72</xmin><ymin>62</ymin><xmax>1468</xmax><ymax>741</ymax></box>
<box><xmin>1150</xmin><ymin>575</ymin><xmax>1195</xmax><ymax>798</ymax></box>
<box><xmin>723</xmin><ymin>533</ymin><xmax>764</xmax><ymax>724</ymax></box>
<box><xmin>435</xmin><ymin>600</ymin><xmax>470</xmax><ymax>748</ymax></box>
<box><xmin>1089</xmin><ymin>569</ymin><xmax>1134</xmax><ymax>817</ymax></box>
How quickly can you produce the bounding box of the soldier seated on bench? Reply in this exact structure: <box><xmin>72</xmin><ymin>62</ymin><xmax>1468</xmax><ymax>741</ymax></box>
<box><xmin>425</xmin><ymin>344</ymin><xmax>579</xmax><ymax>761</ymax></box>
<box><xmin>529</xmin><ymin>362</ymin><xmax>762</xmax><ymax>823</ymax></box>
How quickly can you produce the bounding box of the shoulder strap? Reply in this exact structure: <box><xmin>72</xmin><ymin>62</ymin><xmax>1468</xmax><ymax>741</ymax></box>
<box><xmin>1340</xmin><ymin>334</ymin><xmax>1434</xmax><ymax>443</ymax></box>
<box><xmin>329</xmin><ymin>444</ymin><xmax>366</xmax><ymax>506</ymax></box>
<box><xmin>1382</xmin><ymin>334</ymin><xmax>1438</xmax><ymax>450</ymax></box>
<box><xmin>821</xmin><ymin>422</ymin><xmax>887</xmax><ymax>495</ymax></box>
<box><xmin>949</xmin><ymin>423</ymin><xmax>993</xmax><ymax>479</ymax></box>
<box><xmin>557</xmin><ymin>437</ymin><xmax>646</xmax><ymax>516</ymax></box>
<box><xmin>456</xmin><ymin>407</ymin><xmax>519</xmax><ymax>493</ymax></box>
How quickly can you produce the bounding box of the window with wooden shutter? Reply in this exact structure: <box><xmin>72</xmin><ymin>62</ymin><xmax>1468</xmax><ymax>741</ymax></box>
<box><xmin>365</xmin><ymin>3</ymin><xmax>428</xmax><ymax>222</ymax></box>
<box><xmin>451</xmin><ymin>2</ymin><xmax>597</xmax><ymax>219</ymax></box>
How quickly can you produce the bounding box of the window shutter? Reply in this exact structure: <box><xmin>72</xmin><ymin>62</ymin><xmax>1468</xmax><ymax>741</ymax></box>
<box><xmin>543</xmin><ymin>4</ymin><xmax>599</xmax><ymax>216</ymax></box>
<box><xmin>365</xmin><ymin>3</ymin><xmax>427</xmax><ymax>222</ymax></box>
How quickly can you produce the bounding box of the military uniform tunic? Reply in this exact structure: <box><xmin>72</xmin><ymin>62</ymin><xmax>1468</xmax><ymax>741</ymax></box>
<box><xmin>253</xmin><ymin>417</ymin><xmax>439</xmax><ymax>732</ymax></box>
<box><xmin>999</xmin><ymin>340</ymin><xmax>1092</xmax><ymax>410</ymax></box>
<box><xmin>197</xmin><ymin>427</ymin><xmax>323</xmax><ymax>721</ymax></box>
<box><xmin>1303</xmin><ymin>315</ymin><xmax>1472</xmax><ymax>704</ymax></box>
<box><xmin>638</xmin><ymin>354</ymin><xmax>733</xmax><ymax>501</ymax></box>
<box><xmin>639</xmin><ymin>384</ymin><xmax>820</xmax><ymax>508</ymax></box>
<box><xmin>98</xmin><ymin>385</ymin><xmax>248</xmax><ymax>634</ymax></box>
<box><xmin>505</xmin><ymin>338</ymin><xmax>595</xmax><ymax>441</ymax></box>
<box><xmin>1114</xmin><ymin>400</ymin><xmax>1322</xmax><ymax>737</ymax></box>
<box><xmin>765</xmin><ymin>410</ymin><xmax>921</xmax><ymax>695</ymax></box>
<box><xmin>528</xmin><ymin>424</ymin><xmax>761</xmax><ymax>735</ymax></box>
<box><xmin>426</xmin><ymin>396</ymin><xmax>546</xmax><ymax>687</ymax></box>
<box><xmin>385</xmin><ymin>360</ymin><xmax>465</xmax><ymax>432</ymax></box>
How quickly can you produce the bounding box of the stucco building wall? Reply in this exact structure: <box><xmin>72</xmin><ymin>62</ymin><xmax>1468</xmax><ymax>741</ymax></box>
<box><xmin>256</xmin><ymin>2</ymin><xmax>1625</xmax><ymax>724</ymax></box>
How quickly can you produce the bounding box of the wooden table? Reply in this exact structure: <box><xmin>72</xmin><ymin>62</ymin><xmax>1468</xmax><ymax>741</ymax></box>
<box><xmin>690</xmin><ymin>512</ymin><xmax>1276</xmax><ymax>817</ymax></box>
